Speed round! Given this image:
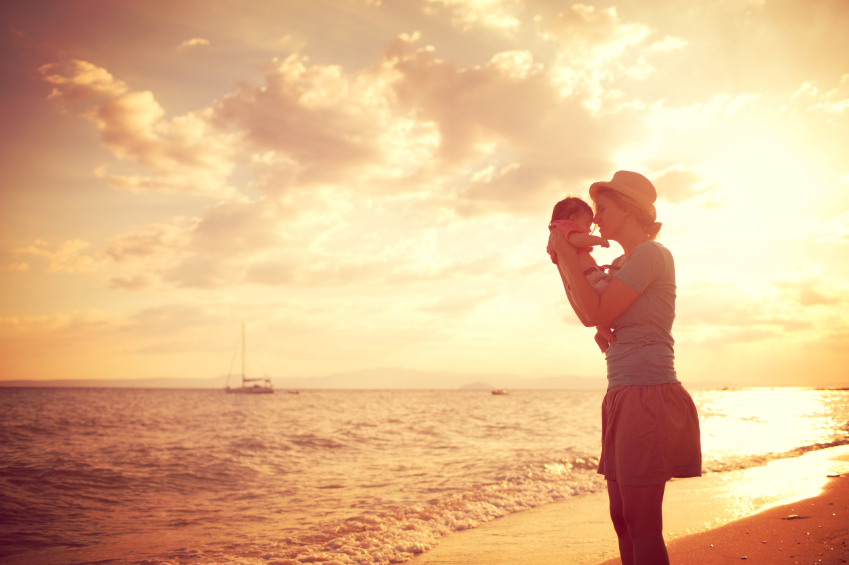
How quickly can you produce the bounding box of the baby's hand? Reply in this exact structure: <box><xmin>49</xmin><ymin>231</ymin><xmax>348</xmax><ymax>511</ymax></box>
<box><xmin>600</xmin><ymin>238</ymin><xmax>610</xmax><ymax>248</ymax></box>
<box><xmin>594</xmin><ymin>326</ymin><xmax>616</xmax><ymax>353</ymax></box>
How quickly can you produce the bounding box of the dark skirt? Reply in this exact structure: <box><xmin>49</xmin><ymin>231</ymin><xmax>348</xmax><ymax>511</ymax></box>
<box><xmin>597</xmin><ymin>382</ymin><xmax>702</xmax><ymax>486</ymax></box>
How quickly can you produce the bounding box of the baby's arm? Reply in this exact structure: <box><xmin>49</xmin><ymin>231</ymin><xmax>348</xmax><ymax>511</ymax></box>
<box><xmin>567</xmin><ymin>232</ymin><xmax>609</xmax><ymax>248</ymax></box>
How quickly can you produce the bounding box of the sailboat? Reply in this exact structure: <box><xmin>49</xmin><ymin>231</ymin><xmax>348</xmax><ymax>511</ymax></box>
<box><xmin>225</xmin><ymin>324</ymin><xmax>274</xmax><ymax>394</ymax></box>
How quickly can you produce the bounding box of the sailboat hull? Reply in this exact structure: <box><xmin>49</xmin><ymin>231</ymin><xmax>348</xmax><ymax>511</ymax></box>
<box><xmin>225</xmin><ymin>386</ymin><xmax>274</xmax><ymax>394</ymax></box>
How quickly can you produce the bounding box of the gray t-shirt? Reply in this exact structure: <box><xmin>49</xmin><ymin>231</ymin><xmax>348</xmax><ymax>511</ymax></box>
<box><xmin>604</xmin><ymin>240</ymin><xmax>679</xmax><ymax>388</ymax></box>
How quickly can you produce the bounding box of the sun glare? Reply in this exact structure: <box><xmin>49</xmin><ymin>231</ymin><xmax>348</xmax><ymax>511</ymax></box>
<box><xmin>699</xmin><ymin>129</ymin><xmax>826</xmax><ymax>244</ymax></box>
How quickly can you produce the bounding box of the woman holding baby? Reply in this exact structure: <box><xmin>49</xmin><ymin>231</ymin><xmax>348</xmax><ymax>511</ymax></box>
<box><xmin>548</xmin><ymin>171</ymin><xmax>701</xmax><ymax>565</ymax></box>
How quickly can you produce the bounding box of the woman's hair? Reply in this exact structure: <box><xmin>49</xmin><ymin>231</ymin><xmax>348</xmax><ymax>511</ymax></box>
<box><xmin>594</xmin><ymin>188</ymin><xmax>663</xmax><ymax>240</ymax></box>
<box><xmin>551</xmin><ymin>197</ymin><xmax>593</xmax><ymax>223</ymax></box>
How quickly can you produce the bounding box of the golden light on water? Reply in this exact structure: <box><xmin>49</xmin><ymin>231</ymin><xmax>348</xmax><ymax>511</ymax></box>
<box><xmin>719</xmin><ymin>444</ymin><xmax>849</xmax><ymax>519</ymax></box>
<box><xmin>662</xmin><ymin>443</ymin><xmax>849</xmax><ymax>540</ymax></box>
<box><xmin>698</xmin><ymin>389</ymin><xmax>836</xmax><ymax>460</ymax></box>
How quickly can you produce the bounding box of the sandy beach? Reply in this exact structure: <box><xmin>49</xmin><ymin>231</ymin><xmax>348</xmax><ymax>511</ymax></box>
<box><xmin>410</xmin><ymin>444</ymin><xmax>849</xmax><ymax>565</ymax></box>
<box><xmin>642</xmin><ymin>465</ymin><xmax>848</xmax><ymax>564</ymax></box>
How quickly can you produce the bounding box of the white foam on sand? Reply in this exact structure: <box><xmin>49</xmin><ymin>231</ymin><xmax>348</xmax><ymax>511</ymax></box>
<box><xmin>407</xmin><ymin>444</ymin><xmax>849</xmax><ymax>565</ymax></box>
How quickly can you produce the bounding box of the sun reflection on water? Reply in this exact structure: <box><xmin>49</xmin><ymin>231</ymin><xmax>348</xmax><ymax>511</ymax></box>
<box><xmin>695</xmin><ymin>388</ymin><xmax>847</xmax><ymax>471</ymax></box>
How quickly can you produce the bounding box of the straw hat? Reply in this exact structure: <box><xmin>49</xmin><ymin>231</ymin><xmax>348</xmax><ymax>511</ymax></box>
<box><xmin>589</xmin><ymin>171</ymin><xmax>657</xmax><ymax>221</ymax></box>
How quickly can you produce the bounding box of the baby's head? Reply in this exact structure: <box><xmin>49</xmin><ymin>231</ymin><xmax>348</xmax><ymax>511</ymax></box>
<box><xmin>551</xmin><ymin>197</ymin><xmax>594</xmax><ymax>231</ymax></box>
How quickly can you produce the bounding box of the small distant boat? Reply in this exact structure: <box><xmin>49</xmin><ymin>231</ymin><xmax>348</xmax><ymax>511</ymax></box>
<box><xmin>225</xmin><ymin>324</ymin><xmax>274</xmax><ymax>394</ymax></box>
<box><xmin>491</xmin><ymin>389</ymin><xmax>508</xmax><ymax>395</ymax></box>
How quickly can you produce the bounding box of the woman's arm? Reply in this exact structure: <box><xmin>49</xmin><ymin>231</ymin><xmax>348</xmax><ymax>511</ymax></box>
<box><xmin>554</xmin><ymin>263</ymin><xmax>593</xmax><ymax>326</ymax></box>
<box><xmin>551</xmin><ymin>230</ymin><xmax>640</xmax><ymax>327</ymax></box>
<box><xmin>556</xmin><ymin>257</ymin><xmax>617</xmax><ymax>352</ymax></box>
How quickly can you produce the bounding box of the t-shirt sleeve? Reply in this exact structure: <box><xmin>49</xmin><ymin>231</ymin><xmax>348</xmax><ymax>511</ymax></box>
<box><xmin>614</xmin><ymin>243</ymin><xmax>666</xmax><ymax>294</ymax></box>
<box><xmin>549</xmin><ymin>220</ymin><xmax>583</xmax><ymax>239</ymax></box>
<box><xmin>549</xmin><ymin>220</ymin><xmax>592</xmax><ymax>259</ymax></box>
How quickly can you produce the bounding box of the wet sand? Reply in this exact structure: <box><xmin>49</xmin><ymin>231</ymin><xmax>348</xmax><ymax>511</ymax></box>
<box><xmin>633</xmin><ymin>469</ymin><xmax>848</xmax><ymax>565</ymax></box>
<box><xmin>409</xmin><ymin>445</ymin><xmax>849</xmax><ymax>565</ymax></box>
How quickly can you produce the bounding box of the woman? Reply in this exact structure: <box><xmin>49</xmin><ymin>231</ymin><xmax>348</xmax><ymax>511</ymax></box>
<box><xmin>549</xmin><ymin>171</ymin><xmax>701</xmax><ymax>565</ymax></box>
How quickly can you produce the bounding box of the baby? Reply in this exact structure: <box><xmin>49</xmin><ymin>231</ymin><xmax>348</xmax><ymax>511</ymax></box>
<box><xmin>548</xmin><ymin>196</ymin><xmax>616</xmax><ymax>353</ymax></box>
<box><xmin>547</xmin><ymin>196</ymin><xmax>611</xmax><ymax>293</ymax></box>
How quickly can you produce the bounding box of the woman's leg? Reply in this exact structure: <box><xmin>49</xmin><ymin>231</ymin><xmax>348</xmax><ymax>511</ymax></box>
<box><xmin>607</xmin><ymin>480</ymin><xmax>669</xmax><ymax>565</ymax></box>
<box><xmin>607</xmin><ymin>480</ymin><xmax>634</xmax><ymax>565</ymax></box>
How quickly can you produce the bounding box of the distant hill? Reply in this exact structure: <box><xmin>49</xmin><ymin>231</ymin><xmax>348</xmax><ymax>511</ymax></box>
<box><xmin>0</xmin><ymin>368</ymin><xmax>608</xmax><ymax>390</ymax></box>
<box><xmin>0</xmin><ymin>376</ymin><xmax>230</xmax><ymax>389</ymax></box>
<box><xmin>0</xmin><ymin>369</ymin><xmax>757</xmax><ymax>390</ymax></box>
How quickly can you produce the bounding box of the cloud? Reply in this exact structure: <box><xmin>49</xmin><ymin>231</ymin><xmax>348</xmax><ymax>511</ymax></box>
<box><xmin>771</xmin><ymin>273</ymin><xmax>847</xmax><ymax>307</ymax></box>
<box><xmin>109</xmin><ymin>275</ymin><xmax>150</xmax><ymax>291</ymax></box>
<box><xmin>41</xmin><ymin>60</ymin><xmax>237</xmax><ymax>197</ymax></box>
<box><xmin>189</xmin><ymin>200</ymin><xmax>285</xmax><ymax>254</ymax></box>
<box><xmin>676</xmin><ymin>272</ymin><xmax>849</xmax><ymax>348</ymax></box>
<box><xmin>13</xmin><ymin>239</ymin><xmax>100</xmax><ymax>273</ymax></box>
<box><xmin>647</xmin><ymin>36</ymin><xmax>687</xmax><ymax>52</ymax></box>
<box><xmin>210</xmin><ymin>54</ymin><xmax>384</xmax><ymax>186</ymax></box>
<box><xmin>162</xmin><ymin>256</ymin><xmax>226</xmax><ymax>289</ymax></box>
<box><xmin>98</xmin><ymin>187</ymin><xmax>548</xmax><ymax>291</ymax></box>
<box><xmin>73</xmin><ymin>28</ymin><xmax>661</xmax><ymax>292</ymax></box>
<box><xmin>635</xmin><ymin>92</ymin><xmax>766</xmax><ymax>175</ymax></box>
<box><xmin>789</xmin><ymin>78</ymin><xmax>849</xmax><ymax>115</ymax></box>
<box><xmin>541</xmin><ymin>4</ymin><xmax>652</xmax><ymax>106</ymax></box>
<box><xmin>106</xmin><ymin>223</ymin><xmax>187</xmax><ymax>263</ymax></box>
<box><xmin>647</xmin><ymin>93</ymin><xmax>761</xmax><ymax>133</ymax></box>
<box><xmin>177</xmin><ymin>38</ymin><xmax>210</xmax><ymax>50</ymax></box>
<box><xmin>40</xmin><ymin>28</ymin><xmax>660</xmax><ymax>227</ymax></box>
<box><xmin>387</xmin><ymin>40</ymin><xmax>646</xmax><ymax>211</ymax></box>
<box><xmin>126</xmin><ymin>303</ymin><xmax>210</xmax><ymax>334</ymax></box>
<box><xmin>651</xmin><ymin>165</ymin><xmax>712</xmax><ymax>204</ymax></box>
<box><xmin>418</xmin><ymin>290</ymin><xmax>498</xmax><ymax>314</ymax></box>
<box><xmin>425</xmin><ymin>0</ymin><xmax>522</xmax><ymax>32</ymax></box>
<box><xmin>545</xmin><ymin>4</ymin><xmax>649</xmax><ymax>50</ymax></box>
<box><xmin>794</xmin><ymin>287</ymin><xmax>842</xmax><ymax>307</ymax></box>
<box><xmin>0</xmin><ymin>305</ymin><xmax>221</xmax><ymax>371</ymax></box>
<box><xmin>814</xmin><ymin>209</ymin><xmax>849</xmax><ymax>242</ymax></box>
<box><xmin>198</xmin><ymin>35</ymin><xmax>648</xmax><ymax>215</ymax></box>
<box><xmin>0</xmin><ymin>310</ymin><xmax>114</xmax><ymax>333</ymax></box>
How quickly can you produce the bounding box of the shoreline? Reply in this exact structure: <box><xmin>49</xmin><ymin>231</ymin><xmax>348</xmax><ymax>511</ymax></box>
<box><xmin>409</xmin><ymin>444</ymin><xmax>849</xmax><ymax>565</ymax></box>
<box><xmin>625</xmin><ymin>466</ymin><xmax>848</xmax><ymax>564</ymax></box>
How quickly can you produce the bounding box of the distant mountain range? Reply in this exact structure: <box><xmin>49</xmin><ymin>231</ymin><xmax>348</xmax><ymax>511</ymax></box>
<box><xmin>0</xmin><ymin>367</ymin><xmax>747</xmax><ymax>390</ymax></box>
<box><xmin>0</xmin><ymin>367</ymin><xmax>613</xmax><ymax>390</ymax></box>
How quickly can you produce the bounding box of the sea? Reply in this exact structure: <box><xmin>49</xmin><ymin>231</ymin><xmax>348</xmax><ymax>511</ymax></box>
<box><xmin>1</xmin><ymin>386</ymin><xmax>847</xmax><ymax>565</ymax></box>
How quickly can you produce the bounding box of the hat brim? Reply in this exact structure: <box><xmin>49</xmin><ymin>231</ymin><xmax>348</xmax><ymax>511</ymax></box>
<box><xmin>588</xmin><ymin>181</ymin><xmax>613</xmax><ymax>202</ymax></box>
<box><xmin>588</xmin><ymin>181</ymin><xmax>657</xmax><ymax>221</ymax></box>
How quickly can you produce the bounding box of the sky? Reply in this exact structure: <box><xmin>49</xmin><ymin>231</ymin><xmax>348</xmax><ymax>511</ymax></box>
<box><xmin>1</xmin><ymin>0</ymin><xmax>848</xmax><ymax>387</ymax></box>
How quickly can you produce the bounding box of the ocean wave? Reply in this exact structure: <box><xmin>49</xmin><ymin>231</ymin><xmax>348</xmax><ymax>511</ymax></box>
<box><xmin>2</xmin><ymin>387</ymin><xmax>847</xmax><ymax>565</ymax></box>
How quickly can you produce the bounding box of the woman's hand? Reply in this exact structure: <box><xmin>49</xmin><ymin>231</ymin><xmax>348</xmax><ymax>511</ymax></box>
<box><xmin>548</xmin><ymin>228</ymin><xmax>579</xmax><ymax>264</ymax></box>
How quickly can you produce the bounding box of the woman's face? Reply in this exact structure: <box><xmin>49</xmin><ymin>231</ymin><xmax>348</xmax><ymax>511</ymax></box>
<box><xmin>593</xmin><ymin>193</ymin><xmax>627</xmax><ymax>240</ymax></box>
